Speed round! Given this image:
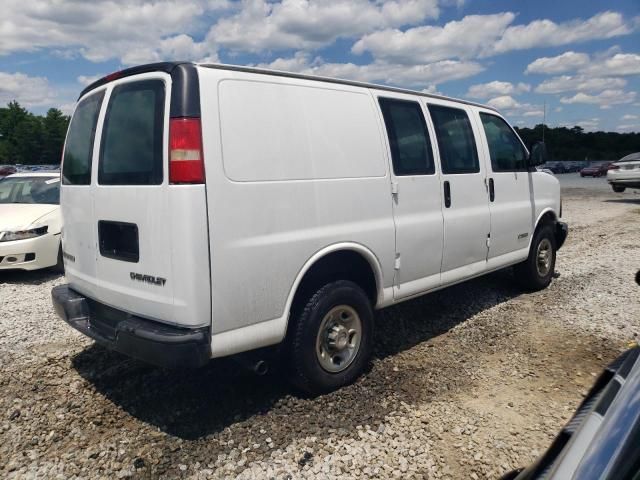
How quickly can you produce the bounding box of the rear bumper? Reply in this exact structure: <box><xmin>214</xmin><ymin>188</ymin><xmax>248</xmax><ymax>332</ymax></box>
<box><xmin>555</xmin><ymin>221</ymin><xmax>568</xmax><ymax>250</ymax></box>
<box><xmin>52</xmin><ymin>284</ymin><xmax>211</xmax><ymax>368</ymax></box>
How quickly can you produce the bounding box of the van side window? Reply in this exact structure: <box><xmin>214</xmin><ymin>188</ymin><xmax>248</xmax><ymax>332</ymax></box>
<box><xmin>428</xmin><ymin>105</ymin><xmax>479</xmax><ymax>174</ymax></box>
<box><xmin>378</xmin><ymin>98</ymin><xmax>435</xmax><ymax>175</ymax></box>
<box><xmin>62</xmin><ymin>91</ymin><xmax>104</xmax><ymax>185</ymax></box>
<box><xmin>480</xmin><ymin>113</ymin><xmax>527</xmax><ymax>171</ymax></box>
<box><xmin>99</xmin><ymin>80</ymin><xmax>165</xmax><ymax>185</ymax></box>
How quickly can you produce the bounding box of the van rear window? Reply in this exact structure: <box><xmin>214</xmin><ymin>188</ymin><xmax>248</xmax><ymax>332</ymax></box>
<box><xmin>99</xmin><ymin>80</ymin><xmax>165</xmax><ymax>185</ymax></box>
<box><xmin>62</xmin><ymin>92</ymin><xmax>104</xmax><ymax>185</ymax></box>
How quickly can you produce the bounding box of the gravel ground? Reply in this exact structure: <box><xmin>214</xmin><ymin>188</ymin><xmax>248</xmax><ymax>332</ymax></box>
<box><xmin>1</xmin><ymin>177</ymin><xmax>639</xmax><ymax>479</ymax></box>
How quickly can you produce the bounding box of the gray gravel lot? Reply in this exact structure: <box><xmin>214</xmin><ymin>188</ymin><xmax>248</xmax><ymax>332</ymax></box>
<box><xmin>1</xmin><ymin>176</ymin><xmax>639</xmax><ymax>479</ymax></box>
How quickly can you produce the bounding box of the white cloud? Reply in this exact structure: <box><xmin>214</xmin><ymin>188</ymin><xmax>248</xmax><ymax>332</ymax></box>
<box><xmin>352</xmin><ymin>11</ymin><xmax>637</xmax><ymax>65</ymax></box>
<box><xmin>0</xmin><ymin>71</ymin><xmax>57</xmax><ymax>107</ymax></box>
<box><xmin>466</xmin><ymin>81</ymin><xmax>530</xmax><ymax>99</ymax></box>
<box><xmin>622</xmin><ymin>114</ymin><xmax>638</xmax><ymax>121</ymax></box>
<box><xmin>493</xmin><ymin>11</ymin><xmax>635</xmax><ymax>53</ymax></box>
<box><xmin>535</xmin><ymin>75</ymin><xmax>626</xmax><ymax>94</ymax></box>
<box><xmin>77</xmin><ymin>74</ymin><xmax>104</xmax><ymax>87</ymax></box>
<box><xmin>527</xmin><ymin>50</ymin><xmax>640</xmax><ymax>78</ymax></box>
<box><xmin>525</xmin><ymin>51</ymin><xmax>590</xmax><ymax>74</ymax></box>
<box><xmin>560</xmin><ymin>90</ymin><xmax>637</xmax><ymax>109</ymax></box>
<box><xmin>210</xmin><ymin>0</ymin><xmax>440</xmax><ymax>53</ymax></box>
<box><xmin>485</xmin><ymin>95</ymin><xmax>543</xmax><ymax>119</ymax></box>
<box><xmin>0</xmin><ymin>0</ymin><xmax>220</xmax><ymax>65</ymax></box>
<box><xmin>352</xmin><ymin>13</ymin><xmax>515</xmax><ymax>64</ymax></box>
<box><xmin>617</xmin><ymin>123</ymin><xmax>640</xmax><ymax>132</ymax></box>
<box><xmin>582</xmin><ymin>53</ymin><xmax>640</xmax><ymax>76</ymax></box>
<box><xmin>487</xmin><ymin>95</ymin><xmax>519</xmax><ymax>110</ymax></box>
<box><xmin>256</xmin><ymin>52</ymin><xmax>483</xmax><ymax>88</ymax></box>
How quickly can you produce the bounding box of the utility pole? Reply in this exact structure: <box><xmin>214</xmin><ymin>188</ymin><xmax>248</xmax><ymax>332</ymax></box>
<box><xmin>542</xmin><ymin>101</ymin><xmax>546</xmax><ymax>143</ymax></box>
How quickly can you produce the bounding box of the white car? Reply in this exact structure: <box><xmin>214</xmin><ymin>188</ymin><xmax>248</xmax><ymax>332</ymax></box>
<box><xmin>52</xmin><ymin>62</ymin><xmax>566</xmax><ymax>393</ymax></box>
<box><xmin>607</xmin><ymin>152</ymin><xmax>640</xmax><ymax>192</ymax></box>
<box><xmin>0</xmin><ymin>172</ymin><xmax>63</xmax><ymax>271</ymax></box>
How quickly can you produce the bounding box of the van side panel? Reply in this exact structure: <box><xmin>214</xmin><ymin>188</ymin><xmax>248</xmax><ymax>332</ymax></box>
<box><xmin>198</xmin><ymin>67</ymin><xmax>395</xmax><ymax>344</ymax></box>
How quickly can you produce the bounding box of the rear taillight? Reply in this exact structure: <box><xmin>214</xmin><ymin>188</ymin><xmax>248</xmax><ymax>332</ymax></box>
<box><xmin>169</xmin><ymin>117</ymin><xmax>204</xmax><ymax>184</ymax></box>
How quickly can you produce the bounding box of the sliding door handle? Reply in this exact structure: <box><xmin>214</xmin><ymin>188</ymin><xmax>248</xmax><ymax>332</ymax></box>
<box><xmin>489</xmin><ymin>178</ymin><xmax>495</xmax><ymax>202</ymax></box>
<box><xmin>443</xmin><ymin>180</ymin><xmax>451</xmax><ymax>208</ymax></box>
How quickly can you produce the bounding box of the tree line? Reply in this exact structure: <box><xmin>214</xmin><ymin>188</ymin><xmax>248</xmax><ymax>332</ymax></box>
<box><xmin>0</xmin><ymin>101</ymin><xmax>638</xmax><ymax>165</ymax></box>
<box><xmin>515</xmin><ymin>124</ymin><xmax>640</xmax><ymax>162</ymax></box>
<box><xmin>0</xmin><ymin>101</ymin><xmax>69</xmax><ymax>165</ymax></box>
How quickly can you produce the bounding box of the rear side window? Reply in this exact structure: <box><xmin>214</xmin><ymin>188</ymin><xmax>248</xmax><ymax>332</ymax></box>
<box><xmin>480</xmin><ymin>113</ymin><xmax>527</xmax><ymax>171</ymax></box>
<box><xmin>62</xmin><ymin>92</ymin><xmax>104</xmax><ymax>185</ymax></box>
<box><xmin>429</xmin><ymin>105</ymin><xmax>479</xmax><ymax>174</ymax></box>
<box><xmin>379</xmin><ymin>98</ymin><xmax>434</xmax><ymax>175</ymax></box>
<box><xmin>99</xmin><ymin>80</ymin><xmax>165</xmax><ymax>185</ymax></box>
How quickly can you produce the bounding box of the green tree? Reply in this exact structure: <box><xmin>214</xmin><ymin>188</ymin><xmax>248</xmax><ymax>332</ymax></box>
<box><xmin>0</xmin><ymin>101</ymin><xmax>69</xmax><ymax>165</ymax></box>
<box><xmin>41</xmin><ymin>108</ymin><xmax>70</xmax><ymax>164</ymax></box>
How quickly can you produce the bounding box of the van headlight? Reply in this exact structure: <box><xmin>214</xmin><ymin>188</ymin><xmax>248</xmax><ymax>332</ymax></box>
<box><xmin>0</xmin><ymin>226</ymin><xmax>48</xmax><ymax>242</ymax></box>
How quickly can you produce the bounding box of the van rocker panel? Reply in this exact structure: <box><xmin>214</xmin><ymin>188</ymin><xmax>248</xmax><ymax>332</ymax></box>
<box><xmin>52</xmin><ymin>284</ymin><xmax>210</xmax><ymax>368</ymax></box>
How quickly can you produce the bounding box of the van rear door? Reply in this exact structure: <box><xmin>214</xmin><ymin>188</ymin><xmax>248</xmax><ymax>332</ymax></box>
<box><xmin>62</xmin><ymin>69</ymin><xmax>210</xmax><ymax>329</ymax></box>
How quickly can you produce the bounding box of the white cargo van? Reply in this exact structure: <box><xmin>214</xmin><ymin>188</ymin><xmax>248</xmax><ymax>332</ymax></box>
<box><xmin>53</xmin><ymin>62</ymin><xmax>567</xmax><ymax>394</ymax></box>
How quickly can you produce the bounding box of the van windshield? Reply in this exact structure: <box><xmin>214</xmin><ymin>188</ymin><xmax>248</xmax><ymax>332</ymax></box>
<box><xmin>0</xmin><ymin>176</ymin><xmax>60</xmax><ymax>204</ymax></box>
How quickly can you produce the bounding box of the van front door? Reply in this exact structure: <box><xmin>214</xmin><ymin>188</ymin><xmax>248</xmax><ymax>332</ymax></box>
<box><xmin>476</xmin><ymin>110</ymin><xmax>534</xmax><ymax>264</ymax></box>
<box><xmin>377</xmin><ymin>95</ymin><xmax>444</xmax><ymax>300</ymax></box>
<box><xmin>426</xmin><ymin>102</ymin><xmax>491</xmax><ymax>284</ymax></box>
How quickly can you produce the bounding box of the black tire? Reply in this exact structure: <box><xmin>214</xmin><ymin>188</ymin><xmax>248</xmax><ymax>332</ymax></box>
<box><xmin>514</xmin><ymin>223</ymin><xmax>556</xmax><ymax>292</ymax></box>
<box><xmin>612</xmin><ymin>184</ymin><xmax>626</xmax><ymax>193</ymax></box>
<box><xmin>51</xmin><ymin>244</ymin><xmax>65</xmax><ymax>274</ymax></box>
<box><xmin>287</xmin><ymin>280</ymin><xmax>373</xmax><ymax>395</ymax></box>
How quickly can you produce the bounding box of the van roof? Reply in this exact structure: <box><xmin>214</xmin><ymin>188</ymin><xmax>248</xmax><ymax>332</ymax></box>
<box><xmin>79</xmin><ymin>61</ymin><xmax>497</xmax><ymax>113</ymax></box>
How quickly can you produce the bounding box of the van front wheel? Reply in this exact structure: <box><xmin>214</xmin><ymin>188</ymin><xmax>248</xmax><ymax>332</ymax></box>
<box><xmin>287</xmin><ymin>280</ymin><xmax>373</xmax><ymax>395</ymax></box>
<box><xmin>514</xmin><ymin>224</ymin><xmax>556</xmax><ymax>291</ymax></box>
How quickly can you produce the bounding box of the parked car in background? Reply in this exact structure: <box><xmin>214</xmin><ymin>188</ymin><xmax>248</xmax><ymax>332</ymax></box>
<box><xmin>546</xmin><ymin>162</ymin><xmax>569</xmax><ymax>174</ymax></box>
<box><xmin>0</xmin><ymin>166</ymin><xmax>17</xmax><ymax>179</ymax></box>
<box><xmin>504</xmin><ymin>271</ymin><xmax>640</xmax><ymax>480</ymax></box>
<box><xmin>580</xmin><ymin>163</ymin><xmax>610</xmax><ymax>177</ymax></box>
<box><xmin>0</xmin><ymin>172</ymin><xmax>63</xmax><ymax>271</ymax></box>
<box><xmin>607</xmin><ymin>152</ymin><xmax>640</xmax><ymax>192</ymax></box>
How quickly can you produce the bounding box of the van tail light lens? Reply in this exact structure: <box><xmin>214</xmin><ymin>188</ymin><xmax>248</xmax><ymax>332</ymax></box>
<box><xmin>169</xmin><ymin>117</ymin><xmax>204</xmax><ymax>184</ymax></box>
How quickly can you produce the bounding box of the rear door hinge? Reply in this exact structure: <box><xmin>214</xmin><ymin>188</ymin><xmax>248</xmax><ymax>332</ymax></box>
<box><xmin>394</xmin><ymin>253</ymin><xmax>401</xmax><ymax>270</ymax></box>
<box><xmin>486</xmin><ymin>234</ymin><xmax>491</xmax><ymax>248</ymax></box>
<box><xmin>391</xmin><ymin>181</ymin><xmax>399</xmax><ymax>195</ymax></box>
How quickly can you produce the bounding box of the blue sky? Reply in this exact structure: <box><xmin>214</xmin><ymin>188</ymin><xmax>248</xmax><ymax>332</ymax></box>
<box><xmin>1</xmin><ymin>0</ymin><xmax>639</xmax><ymax>132</ymax></box>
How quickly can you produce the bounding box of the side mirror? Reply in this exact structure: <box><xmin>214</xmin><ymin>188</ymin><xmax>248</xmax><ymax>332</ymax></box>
<box><xmin>528</xmin><ymin>141</ymin><xmax>548</xmax><ymax>167</ymax></box>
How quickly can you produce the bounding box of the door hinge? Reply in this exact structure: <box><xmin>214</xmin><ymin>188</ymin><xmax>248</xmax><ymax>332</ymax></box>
<box><xmin>486</xmin><ymin>234</ymin><xmax>491</xmax><ymax>248</ymax></box>
<box><xmin>394</xmin><ymin>254</ymin><xmax>401</xmax><ymax>270</ymax></box>
<box><xmin>391</xmin><ymin>181</ymin><xmax>399</xmax><ymax>195</ymax></box>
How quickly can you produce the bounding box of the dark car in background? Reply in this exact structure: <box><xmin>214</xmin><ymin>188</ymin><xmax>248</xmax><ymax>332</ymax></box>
<box><xmin>580</xmin><ymin>163</ymin><xmax>612</xmax><ymax>177</ymax></box>
<box><xmin>0</xmin><ymin>166</ymin><xmax>17</xmax><ymax>179</ymax></box>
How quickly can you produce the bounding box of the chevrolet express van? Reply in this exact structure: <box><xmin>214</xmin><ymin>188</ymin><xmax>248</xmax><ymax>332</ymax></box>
<box><xmin>52</xmin><ymin>62</ymin><xmax>567</xmax><ymax>394</ymax></box>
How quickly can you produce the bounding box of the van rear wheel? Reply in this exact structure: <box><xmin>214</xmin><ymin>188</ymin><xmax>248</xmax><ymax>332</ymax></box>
<box><xmin>612</xmin><ymin>184</ymin><xmax>626</xmax><ymax>193</ymax></box>
<box><xmin>287</xmin><ymin>280</ymin><xmax>373</xmax><ymax>395</ymax></box>
<box><xmin>514</xmin><ymin>224</ymin><xmax>556</xmax><ymax>291</ymax></box>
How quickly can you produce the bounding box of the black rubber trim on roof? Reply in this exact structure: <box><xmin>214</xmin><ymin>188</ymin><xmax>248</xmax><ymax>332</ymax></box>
<box><xmin>78</xmin><ymin>62</ymin><xmax>178</xmax><ymax>99</ymax></box>
<box><xmin>78</xmin><ymin>62</ymin><xmax>200</xmax><ymax>118</ymax></box>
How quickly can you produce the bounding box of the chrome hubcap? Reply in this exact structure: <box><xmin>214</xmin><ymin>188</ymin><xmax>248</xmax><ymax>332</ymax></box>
<box><xmin>316</xmin><ymin>305</ymin><xmax>362</xmax><ymax>373</ymax></box>
<box><xmin>536</xmin><ymin>238</ymin><xmax>552</xmax><ymax>276</ymax></box>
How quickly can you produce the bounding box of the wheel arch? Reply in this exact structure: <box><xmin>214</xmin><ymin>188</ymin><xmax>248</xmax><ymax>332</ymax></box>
<box><xmin>282</xmin><ymin>243</ymin><xmax>384</xmax><ymax>339</ymax></box>
<box><xmin>528</xmin><ymin>208</ymin><xmax>558</xmax><ymax>250</ymax></box>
